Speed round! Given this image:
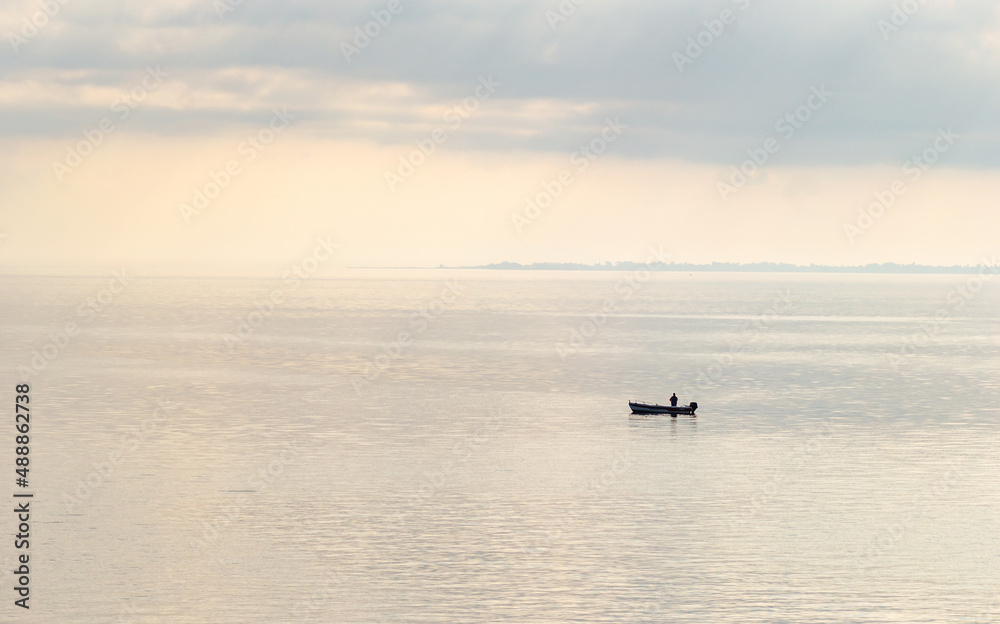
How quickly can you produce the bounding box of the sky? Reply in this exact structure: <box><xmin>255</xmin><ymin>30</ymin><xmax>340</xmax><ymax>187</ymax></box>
<box><xmin>0</xmin><ymin>0</ymin><xmax>997</xmax><ymax>273</ymax></box>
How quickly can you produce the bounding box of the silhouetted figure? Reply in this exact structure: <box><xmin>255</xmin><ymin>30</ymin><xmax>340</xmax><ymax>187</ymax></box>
<box><xmin>669</xmin><ymin>393</ymin><xmax>678</xmax><ymax>406</ymax></box>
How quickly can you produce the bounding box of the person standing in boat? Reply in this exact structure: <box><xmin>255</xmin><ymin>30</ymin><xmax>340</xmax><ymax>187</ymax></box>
<box><xmin>669</xmin><ymin>393</ymin><xmax>678</xmax><ymax>406</ymax></box>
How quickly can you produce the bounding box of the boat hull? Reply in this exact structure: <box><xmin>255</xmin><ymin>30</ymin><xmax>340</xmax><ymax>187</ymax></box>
<box><xmin>629</xmin><ymin>401</ymin><xmax>698</xmax><ymax>415</ymax></box>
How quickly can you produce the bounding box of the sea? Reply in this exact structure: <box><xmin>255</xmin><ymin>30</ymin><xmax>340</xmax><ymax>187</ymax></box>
<box><xmin>2</xmin><ymin>269</ymin><xmax>998</xmax><ymax>623</ymax></box>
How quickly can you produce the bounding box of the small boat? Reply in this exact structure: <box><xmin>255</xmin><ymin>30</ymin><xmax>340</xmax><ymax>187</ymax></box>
<box><xmin>629</xmin><ymin>401</ymin><xmax>698</xmax><ymax>416</ymax></box>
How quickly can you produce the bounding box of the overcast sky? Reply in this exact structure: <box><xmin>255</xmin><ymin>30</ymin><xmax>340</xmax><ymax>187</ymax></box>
<box><xmin>0</xmin><ymin>0</ymin><xmax>997</xmax><ymax>272</ymax></box>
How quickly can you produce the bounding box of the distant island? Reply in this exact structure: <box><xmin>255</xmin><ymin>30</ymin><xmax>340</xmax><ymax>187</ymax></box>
<box><xmin>453</xmin><ymin>261</ymin><xmax>996</xmax><ymax>274</ymax></box>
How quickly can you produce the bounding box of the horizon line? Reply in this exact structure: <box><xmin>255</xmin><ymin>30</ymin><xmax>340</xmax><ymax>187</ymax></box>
<box><xmin>390</xmin><ymin>260</ymin><xmax>999</xmax><ymax>274</ymax></box>
<box><xmin>1</xmin><ymin>259</ymin><xmax>996</xmax><ymax>278</ymax></box>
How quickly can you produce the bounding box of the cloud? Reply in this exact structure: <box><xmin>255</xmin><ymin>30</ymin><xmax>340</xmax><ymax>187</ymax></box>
<box><xmin>0</xmin><ymin>0</ymin><xmax>998</xmax><ymax>165</ymax></box>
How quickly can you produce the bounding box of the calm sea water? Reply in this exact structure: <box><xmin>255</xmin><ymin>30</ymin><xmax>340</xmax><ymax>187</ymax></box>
<box><xmin>2</xmin><ymin>270</ymin><xmax>998</xmax><ymax>623</ymax></box>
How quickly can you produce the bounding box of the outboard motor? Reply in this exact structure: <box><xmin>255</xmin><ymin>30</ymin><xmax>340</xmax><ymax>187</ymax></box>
<box><xmin>689</xmin><ymin>402</ymin><xmax>698</xmax><ymax>411</ymax></box>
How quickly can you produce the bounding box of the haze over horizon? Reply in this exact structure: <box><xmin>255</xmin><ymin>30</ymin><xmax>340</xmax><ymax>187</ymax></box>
<box><xmin>1</xmin><ymin>0</ymin><xmax>997</xmax><ymax>273</ymax></box>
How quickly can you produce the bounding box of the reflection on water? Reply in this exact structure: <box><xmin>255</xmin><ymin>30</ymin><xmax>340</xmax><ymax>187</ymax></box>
<box><xmin>0</xmin><ymin>271</ymin><xmax>997</xmax><ymax>623</ymax></box>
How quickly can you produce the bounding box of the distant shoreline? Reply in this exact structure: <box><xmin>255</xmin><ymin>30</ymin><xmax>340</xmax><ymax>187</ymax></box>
<box><xmin>2</xmin><ymin>261</ymin><xmax>996</xmax><ymax>277</ymax></box>
<box><xmin>441</xmin><ymin>261</ymin><xmax>998</xmax><ymax>274</ymax></box>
